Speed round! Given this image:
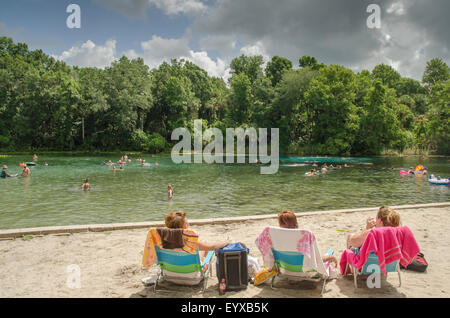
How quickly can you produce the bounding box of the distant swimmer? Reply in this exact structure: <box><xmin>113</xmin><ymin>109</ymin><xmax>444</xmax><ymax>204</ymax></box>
<box><xmin>113</xmin><ymin>166</ymin><xmax>116</xmax><ymax>172</ymax></box>
<box><xmin>155</xmin><ymin>162</ymin><xmax>159</xmax><ymax>167</ymax></box>
<box><xmin>305</xmin><ymin>169</ymin><xmax>317</xmax><ymax>176</ymax></box>
<box><xmin>1</xmin><ymin>165</ymin><xmax>12</xmax><ymax>178</ymax></box>
<box><xmin>33</xmin><ymin>154</ymin><xmax>38</xmax><ymax>162</ymax></box>
<box><xmin>168</xmin><ymin>184</ymin><xmax>173</xmax><ymax>200</ymax></box>
<box><xmin>21</xmin><ymin>164</ymin><xmax>30</xmax><ymax>177</ymax></box>
<box><xmin>107</xmin><ymin>160</ymin><xmax>113</xmax><ymax>166</ymax></box>
<box><xmin>408</xmin><ymin>167</ymin><xmax>415</xmax><ymax>175</ymax></box>
<box><xmin>44</xmin><ymin>162</ymin><xmax>48</xmax><ymax>166</ymax></box>
<box><xmin>80</xmin><ymin>178</ymin><xmax>90</xmax><ymax>191</ymax></box>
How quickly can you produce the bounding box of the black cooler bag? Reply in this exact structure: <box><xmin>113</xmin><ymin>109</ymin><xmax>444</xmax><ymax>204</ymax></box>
<box><xmin>215</xmin><ymin>243</ymin><xmax>249</xmax><ymax>291</ymax></box>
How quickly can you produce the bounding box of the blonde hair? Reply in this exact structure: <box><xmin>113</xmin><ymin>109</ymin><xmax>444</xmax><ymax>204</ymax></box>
<box><xmin>278</xmin><ymin>210</ymin><xmax>298</xmax><ymax>229</ymax></box>
<box><xmin>377</xmin><ymin>206</ymin><xmax>401</xmax><ymax>227</ymax></box>
<box><xmin>165</xmin><ymin>211</ymin><xmax>186</xmax><ymax>229</ymax></box>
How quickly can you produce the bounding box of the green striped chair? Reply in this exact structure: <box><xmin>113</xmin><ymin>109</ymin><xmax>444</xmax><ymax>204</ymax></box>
<box><xmin>346</xmin><ymin>249</ymin><xmax>401</xmax><ymax>289</ymax></box>
<box><xmin>154</xmin><ymin>246</ymin><xmax>214</xmax><ymax>293</ymax></box>
<box><xmin>271</xmin><ymin>249</ymin><xmax>334</xmax><ymax>295</ymax></box>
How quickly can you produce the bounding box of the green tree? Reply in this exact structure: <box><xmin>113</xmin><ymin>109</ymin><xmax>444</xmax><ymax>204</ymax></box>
<box><xmin>422</xmin><ymin>58</ymin><xmax>449</xmax><ymax>87</ymax></box>
<box><xmin>265</xmin><ymin>56</ymin><xmax>292</xmax><ymax>87</ymax></box>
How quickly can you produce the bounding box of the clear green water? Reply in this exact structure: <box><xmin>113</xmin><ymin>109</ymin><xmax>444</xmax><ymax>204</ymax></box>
<box><xmin>0</xmin><ymin>154</ymin><xmax>449</xmax><ymax>230</ymax></box>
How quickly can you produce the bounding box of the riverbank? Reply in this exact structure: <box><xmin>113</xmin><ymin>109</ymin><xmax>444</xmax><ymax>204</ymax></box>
<box><xmin>1</xmin><ymin>204</ymin><xmax>449</xmax><ymax>298</ymax></box>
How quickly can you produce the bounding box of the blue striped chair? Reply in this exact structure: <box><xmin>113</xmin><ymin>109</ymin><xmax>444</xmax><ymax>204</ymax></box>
<box><xmin>346</xmin><ymin>249</ymin><xmax>401</xmax><ymax>288</ymax></box>
<box><xmin>271</xmin><ymin>249</ymin><xmax>334</xmax><ymax>295</ymax></box>
<box><xmin>153</xmin><ymin>246</ymin><xmax>214</xmax><ymax>293</ymax></box>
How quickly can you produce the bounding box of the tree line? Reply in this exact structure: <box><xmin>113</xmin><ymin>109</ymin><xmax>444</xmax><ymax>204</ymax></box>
<box><xmin>0</xmin><ymin>36</ymin><xmax>448</xmax><ymax>155</ymax></box>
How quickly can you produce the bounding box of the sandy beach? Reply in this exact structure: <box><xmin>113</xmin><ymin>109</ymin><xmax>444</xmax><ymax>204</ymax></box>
<box><xmin>1</xmin><ymin>204</ymin><xmax>449</xmax><ymax>298</ymax></box>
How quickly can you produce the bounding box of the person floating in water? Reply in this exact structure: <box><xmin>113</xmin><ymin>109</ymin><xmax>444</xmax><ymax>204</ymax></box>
<box><xmin>1</xmin><ymin>165</ymin><xmax>12</xmax><ymax>178</ymax></box>
<box><xmin>80</xmin><ymin>178</ymin><xmax>90</xmax><ymax>191</ymax></box>
<box><xmin>168</xmin><ymin>184</ymin><xmax>173</xmax><ymax>200</ymax></box>
<box><xmin>408</xmin><ymin>167</ymin><xmax>415</xmax><ymax>175</ymax></box>
<box><xmin>306</xmin><ymin>169</ymin><xmax>316</xmax><ymax>176</ymax></box>
<box><xmin>21</xmin><ymin>164</ymin><xmax>30</xmax><ymax>177</ymax></box>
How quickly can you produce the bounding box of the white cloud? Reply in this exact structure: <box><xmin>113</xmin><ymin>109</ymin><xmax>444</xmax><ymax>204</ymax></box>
<box><xmin>199</xmin><ymin>35</ymin><xmax>236</xmax><ymax>53</ymax></box>
<box><xmin>181</xmin><ymin>50</ymin><xmax>230</xmax><ymax>79</ymax></box>
<box><xmin>55</xmin><ymin>39</ymin><xmax>117</xmax><ymax>68</ymax></box>
<box><xmin>149</xmin><ymin>0</ymin><xmax>207</xmax><ymax>16</ymax></box>
<box><xmin>132</xmin><ymin>35</ymin><xmax>231</xmax><ymax>79</ymax></box>
<box><xmin>387</xmin><ymin>1</ymin><xmax>406</xmax><ymax>16</ymax></box>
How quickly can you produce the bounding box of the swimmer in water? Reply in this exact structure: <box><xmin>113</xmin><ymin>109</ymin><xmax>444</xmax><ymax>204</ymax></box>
<box><xmin>408</xmin><ymin>167</ymin><xmax>414</xmax><ymax>175</ymax></box>
<box><xmin>21</xmin><ymin>164</ymin><xmax>30</xmax><ymax>177</ymax></box>
<box><xmin>44</xmin><ymin>162</ymin><xmax>48</xmax><ymax>166</ymax></box>
<box><xmin>155</xmin><ymin>162</ymin><xmax>158</xmax><ymax>167</ymax></box>
<box><xmin>33</xmin><ymin>154</ymin><xmax>38</xmax><ymax>162</ymax></box>
<box><xmin>168</xmin><ymin>184</ymin><xmax>173</xmax><ymax>200</ymax></box>
<box><xmin>80</xmin><ymin>178</ymin><xmax>90</xmax><ymax>191</ymax></box>
<box><xmin>306</xmin><ymin>169</ymin><xmax>316</xmax><ymax>176</ymax></box>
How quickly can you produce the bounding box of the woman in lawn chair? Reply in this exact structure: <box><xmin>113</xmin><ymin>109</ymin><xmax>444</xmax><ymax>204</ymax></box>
<box><xmin>142</xmin><ymin>211</ymin><xmax>229</xmax><ymax>293</ymax></box>
<box><xmin>346</xmin><ymin>206</ymin><xmax>400</xmax><ymax>249</ymax></box>
<box><xmin>255</xmin><ymin>210</ymin><xmax>338</xmax><ymax>294</ymax></box>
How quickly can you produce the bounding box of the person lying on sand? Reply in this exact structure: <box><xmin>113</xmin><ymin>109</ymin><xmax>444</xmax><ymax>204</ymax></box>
<box><xmin>277</xmin><ymin>210</ymin><xmax>338</xmax><ymax>266</ymax></box>
<box><xmin>346</xmin><ymin>206</ymin><xmax>401</xmax><ymax>249</ymax></box>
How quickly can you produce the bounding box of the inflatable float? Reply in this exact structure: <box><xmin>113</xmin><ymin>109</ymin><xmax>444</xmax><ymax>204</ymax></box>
<box><xmin>116</xmin><ymin>161</ymin><xmax>128</xmax><ymax>165</ymax></box>
<box><xmin>26</xmin><ymin>162</ymin><xmax>36</xmax><ymax>166</ymax></box>
<box><xmin>399</xmin><ymin>170</ymin><xmax>409</xmax><ymax>175</ymax></box>
<box><xmin>428</xmin><ymin>177</ymin><xmax>449</xmax><ymax>185</ymax></box>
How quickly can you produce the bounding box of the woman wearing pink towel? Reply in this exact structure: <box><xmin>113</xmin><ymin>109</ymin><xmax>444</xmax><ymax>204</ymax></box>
<box><xmin>346</xmin><ymin>206</ymin><xmax>401</xmax><ymax>249</ymax></box>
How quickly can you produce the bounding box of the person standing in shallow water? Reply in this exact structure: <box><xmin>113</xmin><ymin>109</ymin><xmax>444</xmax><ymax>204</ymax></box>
<box><xmin>168</xmin><ymin>184</ymin><xmax>173</xmax><ymax>200</ymax></box>
<box><xmin>80</xmin><ymin>178</ymin><xmax>90</xmax><ymax>191</ymax></box>
<box><xmin>21</xmin><ymin>164</ymin><xmax>30</xmax><ymax>177</ymax></box>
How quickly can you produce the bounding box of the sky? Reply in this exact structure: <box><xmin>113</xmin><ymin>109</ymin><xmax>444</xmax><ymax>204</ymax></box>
<box><xmin>1</xmin><ymin>0</ymin><xmax>449</xmax><ymax>81</ymax></box>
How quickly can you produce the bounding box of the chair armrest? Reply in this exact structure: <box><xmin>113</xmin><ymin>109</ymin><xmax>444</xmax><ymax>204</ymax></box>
<box><xmin>201</xmin><ymin>250</ymin><xmax>215</xmax><ymax>268</ymax></box>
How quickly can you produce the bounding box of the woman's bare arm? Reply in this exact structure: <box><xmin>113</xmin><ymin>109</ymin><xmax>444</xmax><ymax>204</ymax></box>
<box><xmin>198</xmin><ymin>241</ymin><xmax>229</xmax><ymax>251</ymax></box>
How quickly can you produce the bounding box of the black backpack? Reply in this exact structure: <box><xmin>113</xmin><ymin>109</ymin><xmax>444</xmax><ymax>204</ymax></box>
<box><xmin>400</xmin><ymin>252</ymin><xmax>428</xmax><ymax>272</ymax></box>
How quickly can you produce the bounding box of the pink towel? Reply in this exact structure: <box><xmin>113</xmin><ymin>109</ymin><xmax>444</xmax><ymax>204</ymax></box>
<box><xmin>339</xmin><ymin>226</ymin><xmax>420</xmax><ymax>275</ymax></box>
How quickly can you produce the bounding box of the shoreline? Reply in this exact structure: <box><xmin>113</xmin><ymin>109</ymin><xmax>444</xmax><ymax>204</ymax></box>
<box><xmin>1</xmin><ymin>204</ymin><xmax>449</xmax><ymax>297</ymax></box>
<box><xmin>1</xmin><ymin>202</ymin><xmax>449</xmax><ymax>239</ymax></box>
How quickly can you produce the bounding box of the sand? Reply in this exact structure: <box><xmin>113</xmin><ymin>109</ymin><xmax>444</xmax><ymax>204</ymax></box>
<box><xmin>1</xmin><ymin>205</ymin><xmax>449</xmax><ymax>298</ymax></box>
